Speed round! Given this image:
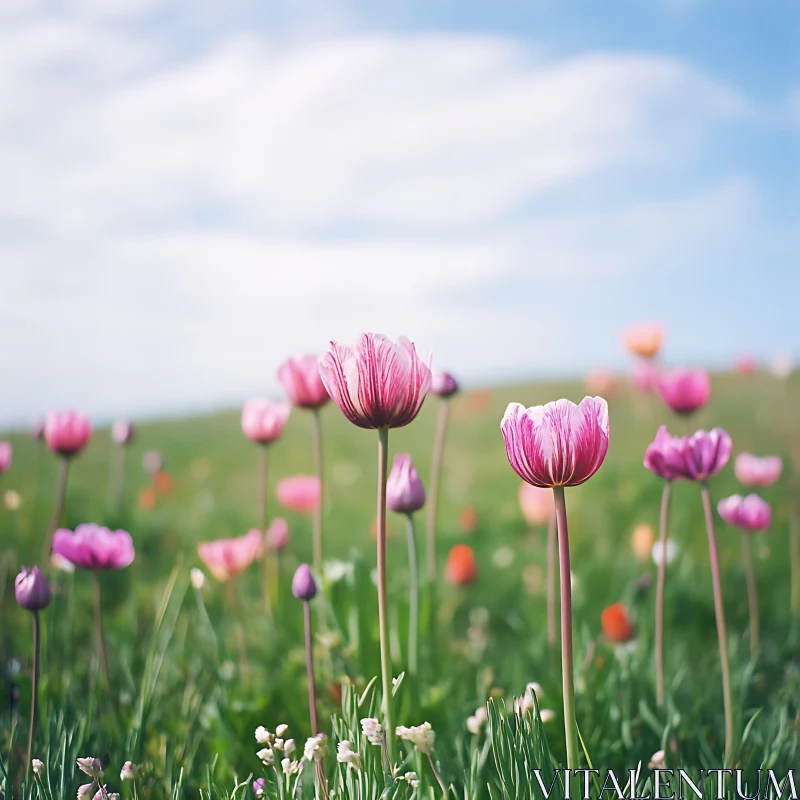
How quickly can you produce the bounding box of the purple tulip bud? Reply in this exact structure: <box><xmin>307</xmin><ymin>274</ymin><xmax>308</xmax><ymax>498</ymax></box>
<box><xmin>292</xmin><ymin>563</ymin><xmax>317</xmax><ymax>601</ymax></box>
<box><xmin>386</xmin><ymin>454</ymin><xmax>426</xmax><ymax>513</ymax></box>
<box><xmin>430</xmin><ymin>370</ymin><xmax>459</xmax><ymax>398</ymax></box>
<box><xmin>14</xmin><ymin>566</ymin><xmax>51</xmax><ymax>612</ymax></box>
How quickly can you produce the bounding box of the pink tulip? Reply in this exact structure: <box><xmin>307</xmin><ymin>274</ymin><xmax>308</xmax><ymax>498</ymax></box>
<box><xmin>518</xmin><ymin>483</ymin><xmax>552</xmax><ymax>526</ymax></box>
<box><xmin>430</xmin><ymin>371</ymin><xmax>459</xmax><ymax>398</ymax></box>
<box><xmin>278</xmin><ymin>355</ymin><xmax>330</xmax><ymax>409</ymax></box>
<box><xmin>386</xmin><ymin>454</ymin><xmax>426</xmax><ymax>514</ymax></box>
<box><xmin>241</xmin><ymin>400</ymin><xmax>291</xmax><ymax>445</ymax></box>
<box><xmin>52</xmin><ymin>524</ymin><xmax>135</xmax><ymax>570</ymax></box>
<box><xmin>621</xmin><ymin>323</ymin><xmax>663</xmax><ymax>359</ymax></box>
<box><xmin>44</xmin><ymin>410</ymin><xmax>92</xmax><ymax>457</ymax></box>
<box><xmin>644</xmin><ymin>426</ymin><xmax>731</xmax><ymax>482</ymax></box>
<box><xmin>501</xmin><ymin>397</ymin><xmax>610</xmax><ymax>488</ymax></box>
<box><xmin>657</xmin><ymin>368</ymin><xmax>711</xmax><ymax>415</ymax></box>
<box><xmin>718</xmin><ymin>494</ymin><xmax>771</xmax><ymax>532</ymax></box>
<box><xmin>735</xmin><ymin>355</ymin><xmax>756</xmax><ymax>375</ymax></box>
<box><xmin>734</xmin><ymin>454</ymin><xmax>783</xmax><ymax>488</ymax></box>
<box><xmin>266</xmin><ymin>517</ymin><xmax>290</xmax><ymax>551</ymax></box>
<box><xmin>276</xmin><ymin>475</ymin><xmax>320</xmax><ymax>513</ymax></box>
<box><xmin>0</xmin><ymin>442</ymin><xmax>11</xmax><ymax>474</ymax></box>
<box><xmin>319</xmin><ymin>333</ymin><xmax>431</xmax><ymax>429</ymax></box>
<box><xmin>197</xmin><ymin>529</ymin><xmax>263</xmax><ymax>582</ymax></box>
<box><xmin>630</xmin><ymin>361</ymin><xmax>660</xmax><ymax>394</ymax></box>
<box><xmin>111</xmin><ymin>421</ymin><xmax>134</xmax><ymax>445</ymax></box>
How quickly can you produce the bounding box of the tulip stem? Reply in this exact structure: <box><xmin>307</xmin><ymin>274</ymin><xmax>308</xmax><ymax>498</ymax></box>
<box><xmin>405</xmin><ymin>513</ymin><xmax>420</xmax><ymax>676</ymax></box>
<box><xmin>109</xmin><ymin>445</ymin><xmax>128</xmax><ymax>517</ymax></box>
<box><xmin>740</xmin><ymin>532</ymin><xmax>759</xmax><ymax>656</ymax></box>
<box><xmin>93</xmin><ymin>576</ymin><xmax>110</xmax><ymax>686</ymax></box>
<box><xmin>552</xmin><ymin>486</ymin><xmax>579</xmax><ymax>769</ymax></box>
<box><xmin>303</xmin><ymin>599</ymin><xmax>319</xmax><ymax>734</ymax></box>
<box><xmin>655</xmin><ymin>480</ymin><xmax>672</xmax><ymax>708</ymax></box>
<box><xmin>27</xmin><ymin>610</ymin><xmax>40</xmax><ymax>772</ymax></box>
<box><xmin>376</xmin><ymin>428</ymin><xmax>396</xmax><ymax>762</ymax></box>
<box><xmin>789</xmin><ymin>490</ymin><xmax>800</xmax><ymax>616</ymax></box>
<box><xmin>426</xmin><ymin>399</ymin><xmax>450</xmax><ymax>584</ymax></box>
<box><xmin>312</xmin><ymin>409</ymin><xmax>324</xmax><ymax>575</ymax></box>
<box><xmin>225</xmin><ymin>582</ymin><xmax>247</xmax><ymax>676</ymax></box>
<box><xmin>258</xmin><ymin>445</ymin><xmax>273</xmax><ymax>617</ymax></box>
<box><xmin>546</xmin><ymin>507</ymin><xmax>557</xmax><ymax>647</ymax></box>
<box><xmin>44</xmin><ymin>457</ymin><xmax>70</xmax><ymax>557</ymax></box>
<box><xmin>700</xmin><ymin>484</ymin><xmax>734</xmax><ymax>765</ymax></box>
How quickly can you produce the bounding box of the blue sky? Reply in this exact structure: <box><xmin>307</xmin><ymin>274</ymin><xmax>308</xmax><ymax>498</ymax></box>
<box><xmin>0</xmin><ymin>0</ymin><xmax>797</xmax><ymax>424</ymax></box>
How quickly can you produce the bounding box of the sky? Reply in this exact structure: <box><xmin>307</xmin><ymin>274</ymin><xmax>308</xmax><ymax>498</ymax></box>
<box><xmin>0</xmin><ymin>0</ymin><xmax>798</xmax><ymax>425</ymax></box>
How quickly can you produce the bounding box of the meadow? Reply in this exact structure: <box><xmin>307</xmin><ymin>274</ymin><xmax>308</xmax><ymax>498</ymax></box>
<box><xmin>1</xmin><ymin>366</ymin><xmax>799</xmax><ymax>799</ymax></box>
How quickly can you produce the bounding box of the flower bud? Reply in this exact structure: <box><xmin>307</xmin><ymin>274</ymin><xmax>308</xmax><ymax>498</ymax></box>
<box><xmin>190</xmin><ymin>568</ymin><xmax>205</xmax><ymax>590</ymax></box>
<box><xmin>386</xmin><ymin>454</ymin><xmax>425</xmax><ymax>514</ymax></box>
<box><xmin>120</xmin><ymin>762</ymin><xmax>136</xmax><ymax>781</ymax></box>
<box><xmin>15</xmin><ymin>566</ymin><xmax>51</xmax><ymax>612</ymax></box>
<box><xmin>291</xmin><ymin>564</ymin><xmax>317</xmax><ymax>601</ymax></box>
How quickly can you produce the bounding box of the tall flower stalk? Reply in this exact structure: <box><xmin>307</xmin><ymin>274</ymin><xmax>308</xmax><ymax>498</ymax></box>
<box><xmin>319</xmin><ymin>332</ymin><xmax>432</xmax><ymax>764</ymax></box>
<box><xmin>425</xmin><ymin>372</ymin><xmax>458</xmax><ymax>584</ymax></box>
<box><xmin>109</xmin><ymin>421</ymin><xmax>134</xmax><ymax>516</ymax></box>
<box><xmin>501</xmin><ymin>396</ymin><xmax>610</xmax><ymax>769</ymax></box>
<box><xmin>654</xmin><ymin>481</ymin><xmax>672</xmax><ymax>707</ymax></box>
<box><xmin>278</xmin><ymin>355</ymin><xmax>330</xmax><ymax>575</ymax></box>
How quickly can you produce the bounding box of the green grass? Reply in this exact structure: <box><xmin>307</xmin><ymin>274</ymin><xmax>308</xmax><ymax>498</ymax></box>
<box><xmin>1</xmin><ymin>372</ymin><xmax>799</xmax><ymax>798</ymax></box>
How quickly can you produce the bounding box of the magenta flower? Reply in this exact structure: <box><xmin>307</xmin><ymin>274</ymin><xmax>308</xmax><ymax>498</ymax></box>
<box><xmin>657</xmin><ymin>368</ymin><xmax>711</xmax><ymax>415</ymax></box>
<box><xmin>430</xmin><ymin>371</ymin><xmax>459</xmax><ymax>398</ymax></box>
<box><xmin>386</xmin><ymin>454</ymin><xmax>426</xmax><ymax>514</ymax></box>
<box><xmin>197</xmin><ymin>529</ymin><xmax>263</xmax><ymax>582</ymax></box>
<box><xmin>0</xmin><ymin>442</ymin><xmax>11</xmax><ymax>473</ymax></box>
<box><xmin>319</xmin><ymin>333</ymin><xmax>431</xmax><ymax>429</ymax></box>
<box><xmin>643</xmin><ymin>426</ymin><xmax>686</xmax><ymax>481</ymax></box>
<box><xmin>718</xmin><ymin>494</ymin><xmax>771</xmax><ymax>532</ymax></box>
<box><xmin>276</xmin><ymin>475</ymin><xmax>320</xmax><ymax>513</ymax></box>
<box><xmin>15</xmin><ymin>566</ymin><xmax>51</xmax><ymax>611</ymax></box>
<box><xmin>734</xmin><ymin>453</ymin><xmax>783</xmax><ymax>488</ymax></box>
<box><xmin>278</xmin><ymin>355</ymin><xmax>330</xmax><ymax>409</ymax></box>
<box><xmin>111</xmin><ymin>421</ymin><xmax>134</xmax><ymax>445</ymax></box>
<box><xmin>265</xmin><ymin>517</ymin><xmax>290</xmax><ymax>551</ymax></box>
<box><xmin>44</xmin><ymin>410</ymin><xmax>92</xmax><ymax>457</ymax></box>
<box><xmin>241</xmin><ymin>400</ymin><xmax>291</xmax><ymax>445</ymax></box>
<box><xmin>292</xmin><ymin>563</ymin><xmax>317</xmax><ymax>600</ymax></box>
<box><xmin>52</xmin><ymin>524</ymin><xmax>135</xmax><ymax>570</ymax></box>
<box><xmin>501</xmin><ymin>397</ymin><xmax>610</xmax><ymax>488</ymax></box>
<box><xmin>644</xmin><ymin>426</ymin><xmax>731</xmax><ymax>482</ymax></box>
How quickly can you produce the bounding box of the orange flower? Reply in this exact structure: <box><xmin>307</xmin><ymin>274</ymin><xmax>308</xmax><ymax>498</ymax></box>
<box><xmin>153</xmin><ymin>469</ymin><xmax>175</xmax><ymax>494</ymax></box>
<box><xmin>445</xmin><ymin>544</ymin><xmax>478</xmax><ymax>585</ymax></box>
<box><xmin>622</xmin><ymin>323</ymin><xmax>663</xmax><ymax>359</ymax></box>
<box><xmin>459</xmin><ymin>506</ymin><xmax>478</xmax><ymax>533</ymax></box>
<box><xmin>601</xmin><ymin>603</ymin><xmax>634</xmax><ymax>643</ymax></box>
<box><xmin>631</xmin><ymin>523</ymin><xmax>655</xmax><ymax>562</ymax></box>
<box><xmin>138</xmin><ymin>487</ymin><xmax>157</xmax><ymax>510</ymax></box>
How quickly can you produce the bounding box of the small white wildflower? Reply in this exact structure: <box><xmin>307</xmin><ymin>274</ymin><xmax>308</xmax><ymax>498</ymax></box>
<box><xmin>119</xmin><ymin>761</ymin><xmax>135</xmax><ymax>781</ymax></box>
<box><xmin>255</xmin><ymin>726</ymin><xmax>272</xmax><ymax>744</ymax></box>
<box><xmin>283</xmin><ymin>738</ymin><xmax>296</xmax><ymax>755</ymax></box>
<box><xmin>190</xmin><ymin>568</ymin><xmax>205</xmax><ymax>590</ymax></box>
<box><xmin>402</xmin><ymin>771</ymin><xmax>420</xmax><ymax>789</ymax></box>
<box><xmin>651</xmin><ymin>539</ymin><xmax>679</xmax><ymax>567</ymax></box>
<box><xmin>76</xmin><ymin>758</ymin><xmax>102</xmax><ymax>777</ymax></box>
<box><xmin>303</xmin><ymin>733</ymin><xmax>328</xmax><ymax>761</ymax></box>
<box><xmin>275</xmin><ymin>723</ymin><xmax>288</xmax><ymax>737</ymax></box>
<box><xmin>539</xmin><ymin>709</ymin><xmax>555</xmax><ymax>723</ymax></box>
<box><xmin>515</xmin><ymin>682</ymin><xmax>544</xmax><ymax>715</ymax></box>
<box><xmin>108</xmin><ymin>794</ymin><xmax>121</xmax><ymax>800</ymax></box>
<box><xmin>281</xmin><ymin>757</ymin><xmax>301</xmax><ymax>776</ymax></box>
<box><xmin>274</xmin><ymin>738</ymin><xmax>284</xmax><ymax>751</ymax></box>
<box><xmin>492</xmin><ymin>547</ymin><xmax>515</xmax><ymax>568</ymax></box>
<box><xmin>648</xmin><ymin>749</ymin><xmax>666</xmax><ymax>770</ymax></box>
<box><xmin>77</xmin><ymin>784</ymin><xmax>95</xmax><ymax>799</ymax></box>
<box><xmin>360</xmin><ymin>717</ymin><xmax>383</xmax><ymax>746</ymax></box>
<box><xmin>257</xmin><ymin>748</ymin><xmax>275</xmax><ymax>765</ymax></box>
<box><xmin>32</xmin><ymin>758</ymin><xmax>44</xmax><ymax>774</ymax></box>
<box><xmin>219</xmin><ymin>661</ymin><xmax>235</xmax><ymax>681</ymax></box>
<box><xmin>336</xmin><ymin>740</ymin><xmax>361</xmax><ymax>770</ymax></box>
<box><xmin>396</xmin><ymin>722</ymin><xmax>435</xmax><ymax>754</ymax></box>
<box><xmin>466</xmin><ymin>705</ymin><xmax>488</xmax><ymax>735</ymax></box>
<box><xmin>323</xmin><ymin>560</ymin><xmax>354</xmax><ymax>583</ymax></box>
<box><xmin>92</xmin><ymin>787</ymin><xmax>110</xmax><ymax>800</ymax></box>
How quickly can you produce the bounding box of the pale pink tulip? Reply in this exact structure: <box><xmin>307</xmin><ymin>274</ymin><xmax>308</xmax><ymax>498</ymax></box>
<box><xmin>278</xmin><ymin>355</ymin><xmax>330</xmax><ymax>409</ymax></box>
<box><xmin>319</xmin><ymin>333</ymin><xmax>431</xmax><ymax>429</ymax></box>
<box><xmin>241</xmin><ymin>400</ymin><xmax>291</xmax><ymax>444</ymax></box>
<box><xmin>52</xmin><ymin>524</ymin><xmax>134</xmax><ymax>570</ymax></box>
<box><xmin>734</xmin><ymin>454</ymin><xmax>783</xmax><ymax>488</ymax></box>
<box><xmin>501</xmin><ymin>397</ymin><xmax>609</xmax><ymax>488</ymax></box>
<box><xmin>276</xmin><ymin>475</ymin><xmax>320</xmax><ymax>513</ymax></box>
<box><xmin>266</xmin><ymin>517</ymin><xmax>290</xmax><ymax>551</ymax></box>
<box><xmin>718</xmin><ymin>494</ymin><xmax>771</xmax><ymax>532</ymax></box>
<box><xmin>197</xmin><ymin>529</ymin><xmax>263</xmax><ymax>582</ymax></box>
<box><xmin>44</xmin><ymin>410</ymin><xmax>92</xmax><ymax>457</ymax></box>
<box><xmin>518</xmin><ymin>483</ymin><xmax>552</xmax><ymax>526</ymax></box>
<box><xmin>630</xmin><ymin>361</ymin><xmax>660</xmax><ymax>394</ymax></box>
<box><xmin>657</xmin><ymin>368</ymin><xmax>710</xmax><ymax>415</ymax></box>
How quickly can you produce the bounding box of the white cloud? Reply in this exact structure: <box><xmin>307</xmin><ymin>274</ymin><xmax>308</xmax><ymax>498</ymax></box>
<box><xmin>0</xmin><ymin>5</ymin><xmax>756</xmax><ymax>423</ymax></box>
